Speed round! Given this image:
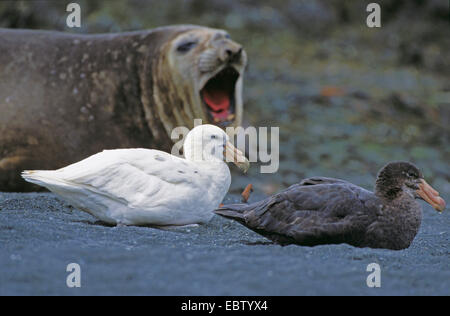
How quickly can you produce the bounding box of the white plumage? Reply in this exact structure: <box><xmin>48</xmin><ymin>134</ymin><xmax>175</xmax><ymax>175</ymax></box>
<box><xmin>21</xmin><ymin>124</ymin><xmax>249</xmax><ymax>227</ymax></box>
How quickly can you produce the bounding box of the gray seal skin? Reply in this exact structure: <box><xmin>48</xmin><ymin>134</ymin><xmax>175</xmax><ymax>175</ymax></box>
<box><xmin>0</xmin><ymin>25</ymin><xmax>247</xmax><ymax>191</ymax></box>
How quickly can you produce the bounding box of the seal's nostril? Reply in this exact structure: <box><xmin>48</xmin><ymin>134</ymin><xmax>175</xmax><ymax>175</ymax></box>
<box><xmin>224</xmin><ymin>47</ymin><xmax>242</xmax><ymax>62</ymax></box>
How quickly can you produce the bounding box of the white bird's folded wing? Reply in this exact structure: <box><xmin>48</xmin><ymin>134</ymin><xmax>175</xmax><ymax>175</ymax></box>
<box><xmin>47</xmin><ymin>149</ymin><xmax>200</xmax><ymax>208</ymax></box>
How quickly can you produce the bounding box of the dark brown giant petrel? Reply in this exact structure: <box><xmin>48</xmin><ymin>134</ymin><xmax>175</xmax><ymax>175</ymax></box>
<box><xmin>215</xmin><ymin>162</ymin><xmax>446</xmax><ymax>250</ymax></box>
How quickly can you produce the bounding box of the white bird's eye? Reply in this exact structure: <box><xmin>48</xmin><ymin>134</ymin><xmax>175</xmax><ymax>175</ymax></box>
<box><xmin>211</xmin><ymin>135</ymin><xmax>217</xmax><ymax>139</ymax></box>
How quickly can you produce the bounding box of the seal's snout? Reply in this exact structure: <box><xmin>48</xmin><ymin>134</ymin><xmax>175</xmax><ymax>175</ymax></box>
<box><xmin>225</xmin><ymin>46</ymin><xmax>243</xmax><ymax>63</ymax></box>
<box><xmin>219</xmin><ymin>42</ymin><xmax>243</xmax><ymax>64</ymax></box>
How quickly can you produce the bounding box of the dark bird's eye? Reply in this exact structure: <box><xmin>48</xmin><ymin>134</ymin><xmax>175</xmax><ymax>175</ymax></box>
<box><xmin>407</xmin><ymin>171</ymin><xmax>417</xmax><ymax>178</ymax></box>
<box><xmin>176</xmin><ymin>41</ymin><xmax>197</xmax><ymax>53</ymax></box>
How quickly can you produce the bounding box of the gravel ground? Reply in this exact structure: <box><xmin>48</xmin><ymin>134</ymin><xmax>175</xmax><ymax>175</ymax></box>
<box><xmin>0</xmin><ymin>191</ymin><xmax>449</xmax><ymax>296</ymax></box>
<box><xmin>0</xmin><ymin>0</ymin><xmax>448</xmax><ymax>297</ymax></box>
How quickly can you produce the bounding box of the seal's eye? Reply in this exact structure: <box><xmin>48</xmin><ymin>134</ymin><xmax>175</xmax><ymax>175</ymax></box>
<box><xmin>176</xmin><ymin>41</ymin><xmax>197</xmax><ymax>53</ymax></box>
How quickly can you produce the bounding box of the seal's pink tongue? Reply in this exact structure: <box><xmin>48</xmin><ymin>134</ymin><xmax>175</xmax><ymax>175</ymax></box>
<box><xmin>202</xmin><ymin>89</ymin><xmax>230</xmax><ymax>113</ymax></box>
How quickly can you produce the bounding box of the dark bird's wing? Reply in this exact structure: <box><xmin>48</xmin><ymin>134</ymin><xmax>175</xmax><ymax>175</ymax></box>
<box><xmin>215</xmin><ymin>178</ymin><xmax>378</xmax><ymax>246</ymax></box>
<box><xmin>296</xmin><ymin>176</ymin><xmax>351</xmax><ymax>186</ymax></box>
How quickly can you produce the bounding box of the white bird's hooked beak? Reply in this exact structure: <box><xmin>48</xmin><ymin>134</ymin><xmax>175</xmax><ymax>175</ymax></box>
<box><xmin>224</xmin><ymin>141</ymin><xmax>249</xmax><ymax>173</ymax></box>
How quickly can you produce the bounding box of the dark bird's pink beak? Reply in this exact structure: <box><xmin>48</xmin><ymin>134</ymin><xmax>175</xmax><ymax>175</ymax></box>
<box><xmin>417</xmin><ymin>179</ymin><xmax>446</xmax><ymax>212</ymax></box>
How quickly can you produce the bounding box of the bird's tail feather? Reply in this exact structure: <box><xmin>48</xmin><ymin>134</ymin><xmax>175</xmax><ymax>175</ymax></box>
<box><xmin>214</xmin><ymin>205</ymin><xmax>248</xmax><ymax>225</ymax></box>
<box><xmin>21</xmin><ymin>170</ymin><xmax>65</xmax><ymax>189</ymax></box>
<box><xmin>215</xmin><ymin>197</ymin><xmax>275</xmax><ymax>222</ymax></box>
<box><xmin>214</xmin><ymin>204</ymin><xmax>247</xmax><ymax>220</ymax></box>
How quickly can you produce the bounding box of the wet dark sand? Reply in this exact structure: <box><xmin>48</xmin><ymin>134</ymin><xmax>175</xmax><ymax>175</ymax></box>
<box><xmin>0</xmin><ymin>191</ymin><xmax>448</xmax><ymax>296</ymax></box>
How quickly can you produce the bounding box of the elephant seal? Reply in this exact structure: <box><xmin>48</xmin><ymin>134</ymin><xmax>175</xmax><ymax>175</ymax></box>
<box><xmin>0</xmin><ymin>25</ymin><xmax>247</xmax><ymax>191</ymax></box>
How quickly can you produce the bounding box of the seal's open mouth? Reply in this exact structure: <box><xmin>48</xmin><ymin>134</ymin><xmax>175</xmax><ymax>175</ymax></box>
<box><xmin>201</xmin><ymin>67</ymin><xmax>239</xmax><ymax>125</ymax></box>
